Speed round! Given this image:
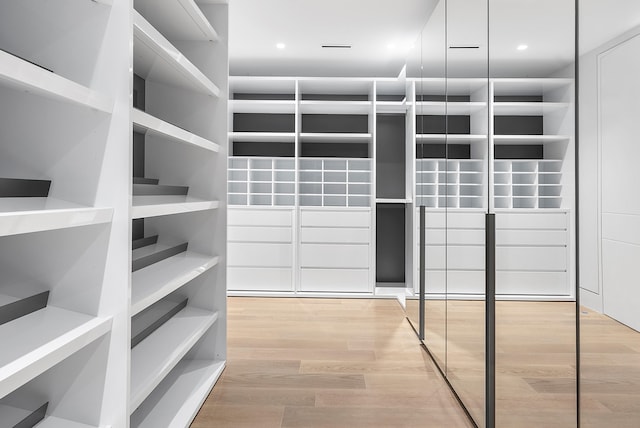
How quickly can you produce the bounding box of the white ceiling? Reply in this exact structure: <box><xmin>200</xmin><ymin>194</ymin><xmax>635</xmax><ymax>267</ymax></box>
<box><xmin>228</xmin><ymin>0</ymin><xmax>640</xmax><ymax>78</ymax></box>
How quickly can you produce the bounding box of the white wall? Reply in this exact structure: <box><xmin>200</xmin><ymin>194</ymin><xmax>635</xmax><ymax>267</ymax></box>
<box><xmin>579</xmin><ymin>24</ymin><xmax>640</xmax><ymax>312</ymax></box>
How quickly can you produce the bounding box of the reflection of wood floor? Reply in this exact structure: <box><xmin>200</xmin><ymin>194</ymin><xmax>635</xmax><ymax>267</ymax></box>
<box><xmin>408</xmin><ymin>300</ymin><xmax>640</xmax><ymax>428</ymax></box>
<box><xmin>192</xmin><ymin>297</ymin><xmax>472</xmax><ymax>428</ymax></box>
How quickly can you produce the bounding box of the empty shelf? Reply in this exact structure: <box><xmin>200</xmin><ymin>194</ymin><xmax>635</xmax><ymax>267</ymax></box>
<box><xmin>133</xmin><ymin>183</ymin><xmax>189</xmax><ymax>197</ymax></box>
<box><xmin>131</xmin><ymin>252</ymin><xmax>219</xmax><ymax>315</ymax></box>
<box><xmin>493</xmin><ymin>102</ymin><xmax>569</xmax><ymax>115</ymax></box>
<box><xmin>0</xmin><ymin>284</ymin><xmax>49</xmax><ymax>326</ymax></box>
<box><xmin>134</xmin><ymin>0</ymin><xmax>219</xmax><ymax>42</ymax></box>
<box><xmin>133</xmin><ymin>11</ymin><xmax>220</xmax><ymax>97</ymax></box>
<box><xmin>0</xmin><ymin>402</ymin><xmax>47</xmax><ymax>428</ymax></box>
<box><xmin>229</xmin><ymin>132</ymin><xmax>296</xmax><ymax>143</ymax></box>
<box><xmin>416</xmin><ymin>101</ymin><xmax>486</xmax><ymax>115</ymax></box>
<box><xmin>130</xmin><ymin>359</ymin><xmax>225</xmax><ymax>428</ymax></box>
<box><xmin>131</xmin><ymin>298</ymin><xmax>188</xmax><ymax>348</ymax></box>
<box><xmin>0</xmin><ymin>50</ymin><xmax>112</xmax><ymax>114</ymax></box>
<box><xmin>493</xmin><ymin>135</ymin><xmax>570</xmax><ymax>144</ymax></box>
<box><xmin>131</xmin><ymin>196</ymin><xmax>219</xmax><ymax>219</ymax></box>
<box><xmin>0</xmin><ymin>200</ymin><xmax>112</xmax><ymax>237</ymax></box>
<box><xmin>133</xmin><ymin>109</ymin><xmax>220</xmax><ymax>152</ymax></box>
<box><xmin>299</xmin><ymin>133</ymin><xmax>372</xmax><ymax>142</ymax></box>
<box><xmin>132</xmin><ymin>241</ymin><xmax>189</xmax><ymax>272</ymax></box>
<box><xmin>133</xmin><ymin>177</ymin><xmax>160</xmax><ymax>185</ymax></box>
<box><xmin>130</xmin><ymin>307</ymin><xmax>218</xmax><ymax>410</ymax></box>
<box><xmin>299</xmin><ymin>100</ymin><xmax>372</xmax><ymax>114</ymax></box>
<box><xmin>0</xmin><ymin>307</ymin><xmax>111</xmax><ymax>398</ymax></box>
<box><xmin>132</xmin><ymin>235</ymin><xmax>159</xmax><ymax>250</ymax></box>
<box><xmin>231</xmin><ymin>100</ymin><xmax>296</xmax><ymax>114</ymax></box>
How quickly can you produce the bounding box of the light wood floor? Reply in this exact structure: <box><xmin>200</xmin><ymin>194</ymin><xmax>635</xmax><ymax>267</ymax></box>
<box><xmin>192</xmin><ymin>297</ymin><xmax>473</xmax><ymax>428</ymax></box>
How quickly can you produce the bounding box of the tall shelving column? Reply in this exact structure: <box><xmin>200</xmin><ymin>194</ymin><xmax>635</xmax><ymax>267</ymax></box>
<box><xmin>129</xmin><ymin>1</ymin><xmax>228</xmax><ymax>427</ymax></box>
<box><xmin>0</xmin><ymin>0</ymin><xmax>129</xmax><ymax>427</ymax></box>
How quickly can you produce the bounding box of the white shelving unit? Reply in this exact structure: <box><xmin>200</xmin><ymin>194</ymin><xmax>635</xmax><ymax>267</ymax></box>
<box><xmin>0</xmin><ymin>1</ymin><xmax>228</xmax><ymax>427</ymax></box>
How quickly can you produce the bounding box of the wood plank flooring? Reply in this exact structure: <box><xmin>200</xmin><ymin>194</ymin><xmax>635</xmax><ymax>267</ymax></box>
<box><xmin>192</xmin><ymin>297</ymin><xmax>472</xmax><ymax>428</ymax></box>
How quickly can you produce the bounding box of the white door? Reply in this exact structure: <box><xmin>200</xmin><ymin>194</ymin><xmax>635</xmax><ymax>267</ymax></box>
<box><xmin>599</xmin><ymin>33</ymin><xmax>640</xmax><ymax>331</ymax></box>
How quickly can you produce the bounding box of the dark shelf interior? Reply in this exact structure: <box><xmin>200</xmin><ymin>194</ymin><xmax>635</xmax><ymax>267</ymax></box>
<box><xmin>416</xmin><ymin>115</ymin><xmax>471</xmax><ymax>134</ymax></box>
<box><xmin>416</xmin><ymin>143</ymin><xmax>471</xmax><ymax>159</ymax></box>
<box><xmin>300</xmin><ymin>142</ymin><xmax>369</xmax><ymax>158</ymax></box>
<box><xmin>494</xmin><ymin>144</ymin><xmax>544</xmax><ymax>159</ymax></box>
<box><xmin>233</xmin><ymin>113</ymin><xmax>295</xmax><ymax>133</ymax></box>
<box><xmin>376</xmin><ymin>114</ymin><xmax>405</xmax><ymax>199</ymax></box>
<box><xmin>131</xmin><ymin>297</ymin><xmax>188</xmax><ymax>348</ymax></box>
<box><xmin>301</xmin><ymin>114</ymin><xmax>368</xmax><ymax>134</ymax></box>
<box><xmin>131</xmin><ymin>240</ymin><xmax>188</xmax><ymax>272</ymax></box>
<box><xmin>233</xmin><ymin>142</ymin><xmax>295</xmax><ymax>157</ymax></box>
<box><xmin>376</xmin><ymin>203</ymin><xmax>406</xmax><ymax>284</ymax></box>
<box><xmin>0</xmin><ymin>288</ymin><xmax>49</xmax><ymax>327</ymax></box>
<box><xmin>0</xmin><ymin>178</ymin><xmax>51</xmax><ymax>198</ymax></box>
<box><xmin>494</xmin><ymin>116</ymin><xmax>543</xmax><ymax>135</ymax></box>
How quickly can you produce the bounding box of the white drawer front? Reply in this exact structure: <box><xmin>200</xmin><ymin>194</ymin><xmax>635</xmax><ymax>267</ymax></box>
<box><xmin>423</xmin><ymin>211</ymin><xmax>485</xmax><ymax>229</ymax></box>
<box><xmin>228</xmin><ymin>208</ymin><xmax>293</xmax><ymax>227</ymax></box>
<box><xmin>496</xmin><ymin>229</ymin><xmax>567</xmax><ymax>246</ymax></box>
<box><xmin>496</xmin><ymin>271</ymin><xmax>569</xmax><ymax>296</ymax></box>
<box><xmin>300</xmin><ymin>244</ymin><xmax>369</xmax><ymax>269</ymax></box>
<box><xmin>228</xmin><ymin>242</ymin><xmax>293</xmax><ymax>267</ymax></box>
<box><xmin>424</xmin><ymin>270</ymin><xmax>485</xmax><ymax>295</ymax></box>
<box><xmin>300</xmin><ymin>268</ymin><xmax>370</xmax><ymax>292</ymax></box>
<box><xmin>228</xmin><ymin>226</ymin><xmax>292</xmax><ymax>243</ymax></box>
<box><xmin>422</xmin><ymin>229</ymin><xmax>485</xmax><ymax>246</ymax></box>
<box><xmin>496</xmin><ymin>246</ymin><xmax>567</xmax><ymax>271</ymax></box>
<box><xmin>425</xmin><ymin>245</ymin><xmax>484</xmax><ymax>270</ymax></box>
<box><xmin>228</xmin><ymin>267</ymin><xmax>293</xmax><ymax>291</ymax></box>
<box><xmin>301</xmin><ymin>227</ymin><xmax>370</xmax><ymax>244</ymax></box>
<box><xmin>496</xmin><ymin>212</ymin><xmax>567</xmax><ymax>230</ymax></box>
<box><xmin>301</xmin><ymin>209</ymin><xmax>371</xmax><ymax>228</ymax></box>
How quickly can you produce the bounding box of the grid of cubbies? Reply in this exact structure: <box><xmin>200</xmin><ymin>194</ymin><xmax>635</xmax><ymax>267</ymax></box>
<box><xmin>298</xmin><ymin>158</ymin><xmax>371</xmax><ymax>207</ymax></box>
<box><xmin>228</xmin><ymin>157</ymin><xmax>296</xmax><ymax>206</ymax></box>
<box><xmin>494</xmin><ymin>159</ymin><xmax>563</xmax><ymax>209</ymax></box>
<box><xmin>416</xmin><ymin>159</ymin><xmax>484</xmax><ymax>208</ymax></box>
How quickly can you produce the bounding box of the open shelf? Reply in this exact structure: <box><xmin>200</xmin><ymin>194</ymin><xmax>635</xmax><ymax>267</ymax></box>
<box><xmin>133</xmin><ymin>109</ymin><xmax>220</xmax><ymax>152</ymax></box>
<box><xmin>134</xmin><ymin>0</ymin><xmax>219</xmax><ymax>42</ymax></box>
<box><xmin>416</xmin><ymin>134</ymin><xmax>487</xmax><ymax>144</ymax></box>
<box><xmin>416</xmin><ymin>101</ymin><xmax>486</xmax><ymax>115</ymax></box>
<box><xmin>0</xmin><ymin>50</ymin><xmax>112</xmax><ymax>114</ymax></box>
<box><xmin>0</xmin><ymin>201</ymin><xmax>112</xmax><ymax>237</ymax></box>
<box><xmin>131</xmin><ymin>196</ymin><xmax>219</xmax><ymax>219</ymax></box>
<box><xmin>130</xmin><ymin>359</ymin><xmax>225</xmax><ymax>428</ymax></box>
<box><xmin>133</xmin><ymin>11</ymin><xmax>220</xmax><ymax>97</ymax></box>
<box><xmin>376</xmin><ymin>101</ymin><xmax>407</xmax><ymax>114</ymax></box>
<box><xmin>299</xmin><ymin>100</ymin><xmax>371</xmax><ymax>115</ymax></box>
<box><xmin>0</xmin><ymin>307</ymin><xmax>111</xmax><ymax>398</ymax></box>
<box><xmin>493</xmin><ymin>135</ymin><xmax>570</xmax><ymax>144</ymax></box>
<box><xmin>493</xmin><ymin>102</ymin><xmax>569</xmax><ymax>115</ymax></box>
<box><xmin>129</xmin><ymin>307</ymin><xmax>218</xmax><ymax>410</ymax></box>
<box><xmin>229</xmin><ymin>132</ymin><xmax>296</xmax><ymax>143</ymax></box>
<box><xmin>132</xmin><ymin>253</ymin><xmax>219</xmax><ymax>315</ymax></box>
<box><xmin>231</xmin><ymin>100</ymin><xmax>296</xmax><ymax>114</ymax></box>
<box><xmin>299</xmin><ymin>132</ymin><xmax>372</xmax><ymax>142</ymax></box>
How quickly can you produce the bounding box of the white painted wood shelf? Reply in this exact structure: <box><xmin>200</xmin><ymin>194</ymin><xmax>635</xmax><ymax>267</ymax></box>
<box><xmin>133</xmin><ymin>11</ymin><xmax>220</xmax><ymax>97</ymax></box>
<box><xmin>132</xmin><ymin>253</ymin><xmax>220</xmax><ymax>315</ymax></box>
<box><xmin>130</xmin><ymin>359</ymin><xmax>225</xmax><ymax>428</ymax></box>
<box><xmin>229</xmin><ymin>131</ymin><xmax>296</xmax><ymax>143</ymax></box>
<box><xmin>416</xmin><ymin>134</ymin><xmax>488</xmax><ymax>144</ymax></box>
<box><xmin>493</xmin><ymin>135</ymin><xmax>571</xmax><ymax>144</ymax></box>
<box><xmin>493</xmin><ymin>102</ymin><xmax>569</xmax><ymax>115</ymax></box>
<box><xmin>299</xmin><ymin>132</ymin><xmax>372</xmax><ymax>142</ymax></box>
<box><xmin>130</xmin><ymin>307</ymin><xmax>219</xmax><ymax>411</ymax></box>
<box><xmin>299</xmin><ymin>100</ymin><xmax>372</xmax><ymax>114</ymax></box>
<box><xmin>0</xmin><ymin>308</ymin><xmax>111</xmax><ymax>398</ymax></box>
<box><xmin>132</xmin><ymin>196</ymin><xmax>219</xmax><ymax>219</ymax></box>
<box><xmin>416</xmin><ymin>101</ymin><xmax>486</xmax><ymax>115</ymax></box>
<box><xmin>133</xmin><ymin>109</ymin><xmax>220</xmax><ymax>152</ymax></box>
<box><xmin>0</xmin><ymin>50</ymin><xmax>112</xmax><ymax>114</ymax></box>
<box><xmin>134</xmin><ymin>0</ymin><xmax>219</xmax><ymax>42</ymax></box>
<box><xmin>0</xmin><ymin>201</ymin><xmax>112</xmax><ymax>237</ymax></box>
<box><xmin>231</xmin><ymin>99</ymin><xmax>296</xmax><ymax>114</ymax></box>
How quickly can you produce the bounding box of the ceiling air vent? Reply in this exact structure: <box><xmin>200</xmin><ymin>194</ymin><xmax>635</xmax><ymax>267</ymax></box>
<box><xmin>322</xmin><ymin>44</ymin><xmax>352</xmax><ymax>49</ymax></box>
<box><xmin>449</xmin><ymin>45</ymin><xmax>480</xmax><ymax>49</ymax></box>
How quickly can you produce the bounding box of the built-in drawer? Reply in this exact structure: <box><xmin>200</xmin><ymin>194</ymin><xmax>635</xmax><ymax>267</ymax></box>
<box><xmin>496</xmin><ymin>271</ymin><xmax>569</xmax><ymax>296</ymax></box>
<box><xmin>228</xmin><ymin>242</ymin><xmax>293</xmax><ymax>267</ymax></box>
<box><xmin>495</xmin><ymin>212</ymin><xmax>567</xmax><ymax>230</ymax></box>
<box><xmin>421</xmin><ymin>229</ymin><xmax>485</xmax><ymax>246</ymax></box>
<box><xmin>228</xmin><ymin>226</ymin><xmax>292</xmax><ymax>243</ymax></box>
<box><xmin>300</xmin><ymin>243</ymin><xmax>369</xmax><ymax>269</ymax></box>
<box><xmin>423</xmin><ymin>211</ymin><xmax>485</xmax><ymax>229</ymax></box>
<box><xmin>300</xmin><ymin>209</ymin><xmax>371</xmax><ymax>228</ymax></box>
<box><xmin>496</xmin><ymin>246</ymin><xmax>567</xmax><ymax>271</ymax></box>
<box><xmin>228</xmin><ymin>208</ymin><xmax>293</xmax><ymax>227</ymax></box>
<box><xmin>496</xmin><ymin>229</ymin><xmax>567</xmax><ymax>246</ymax></box>
<box><xmin>300</xmin><ymin>227</ymin><xmax>370</xmax><ymax>244</ymax></box>
<box><xmin>425</xmin><ymin>245</ymin><xmax>485</xmax><ymax>270</ymax></box>
<box><xmin>228</xmin><ymin>267</ymin><xmax>293</xmax><ymax>291</ymax></box>
<box><xmin>300</xmin><ymin>268</ymin><xmax>370</xmax><ymax>292</ymax></box>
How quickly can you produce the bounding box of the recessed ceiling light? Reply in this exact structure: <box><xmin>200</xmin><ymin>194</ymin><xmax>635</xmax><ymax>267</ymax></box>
<box><xmin>276</xmin><ymin>43</ymin><xmax>285</xmax><ymax>50</ymax></box>
<box><xmin>517</xmin><ymin>44</ymin><xmax>528</xmax><ymax>51</ymax></box>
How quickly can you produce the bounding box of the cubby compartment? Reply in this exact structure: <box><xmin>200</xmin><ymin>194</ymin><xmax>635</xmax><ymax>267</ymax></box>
<box><xmin>299</xmin><ymin>158</ymin><xmax>372</xmax><ymax>208</ymax></box>
<box><xmin>228</xmin><ymin>157</ymin><xmax>295</xmax><ymax>207</ymax></box>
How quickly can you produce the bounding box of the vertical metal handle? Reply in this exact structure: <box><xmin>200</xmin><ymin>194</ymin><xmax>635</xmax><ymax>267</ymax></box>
<box><xmin>485</xmin><ymin>213</ymin><xmax>496</xmax><ymax>428</ymax></box>
<box><xmin>419</xmin><ymin>205</ymin><xmax>426</xmax><ymax>340</ymax></box>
